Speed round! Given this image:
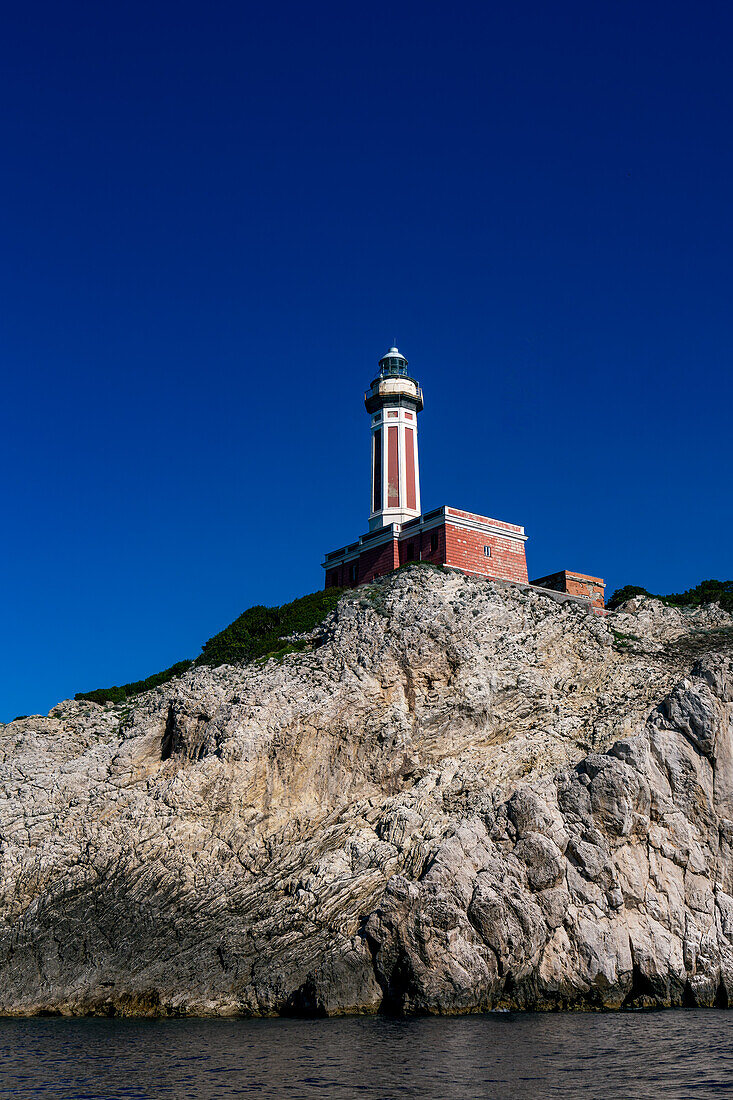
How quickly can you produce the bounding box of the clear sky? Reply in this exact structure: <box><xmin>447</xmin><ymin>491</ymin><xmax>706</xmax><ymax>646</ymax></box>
<box><xmin>2</xmin><ymin>1</ymin><xmax>731</xmax><ymax>720</ymax></box>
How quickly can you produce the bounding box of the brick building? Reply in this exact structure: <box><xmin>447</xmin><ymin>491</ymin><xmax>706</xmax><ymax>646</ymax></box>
<box><xmin>322</xmin><ymin>345</ymin><xmax>604</xmax><ymax>608</ymax></box>
<box><xmin>529</xmin><ymin>570</ymin><xmax>606</xmax><ymax>612</ymax></box>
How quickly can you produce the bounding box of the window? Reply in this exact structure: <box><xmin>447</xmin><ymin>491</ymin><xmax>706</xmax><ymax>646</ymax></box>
<box><xmin>350</xmin><ymin>562</ymin><xmax>358</xmax><ymax>584</ymax></box>
<box><xmin>405</xmin><ymin>542</ymin><xmax>415</xmax><ymax>561</ymax></box>
<box><xmin>430</xmin><ymin>531</ymin><xmax>439</xmax><ymax>553</ymax></box>
<box><xmin>484</xmin><ymin>545</ymin><xmax>491</xmax><ymax>558</ymax></box>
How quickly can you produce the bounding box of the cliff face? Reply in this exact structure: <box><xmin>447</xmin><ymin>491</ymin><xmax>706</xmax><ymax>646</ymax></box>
<box><xmin>1</xmin><ymin>566</ymin><xmax>732</xmax><ymax>1016</ymax></box>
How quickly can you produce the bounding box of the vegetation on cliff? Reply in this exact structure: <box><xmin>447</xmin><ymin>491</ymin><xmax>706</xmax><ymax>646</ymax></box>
<box><xmin>74</xmin><ymin>661</ymin><xmax>193</xmax><ymax>706</ymax></box>
<box><xmin>608</xmin><ymin>578</ymin><xmax>732</xmax><ymax>613</ymax></box>
<box><xmin>194</xmin><ymin>587</ymin><xmax>344</xmax><ymax>668</ymax></box>
<box><xmin>76</xmin><ymin>577</ymin><xmax>731</xmax><ymax>703</ymax></box>
<box><xmin>75</xmin><ymin>588</ymin><xmax>344</xmax><ymax>704</ymax></box>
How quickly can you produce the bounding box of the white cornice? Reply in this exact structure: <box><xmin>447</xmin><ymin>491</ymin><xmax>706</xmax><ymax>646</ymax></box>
<box><xmin>322</xmin><ymin>505</ymin><xmax>528</xmax><ymax>569</ymax></box>
<box><xmin>444</xmin><ymin>513</ymin><xmax>527</xmax><ymax>543</ymax></box>
<box><xmin>401</xmin><ymin>506</ymin><xmax>527</xmax><ymax>544</ymax></box>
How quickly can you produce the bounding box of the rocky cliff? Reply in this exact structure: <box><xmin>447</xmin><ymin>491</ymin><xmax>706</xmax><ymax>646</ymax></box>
<box><xmin>2</xmin><ymin>565</ymin><xmax>733</xmax><ymax>1016</ymax></box>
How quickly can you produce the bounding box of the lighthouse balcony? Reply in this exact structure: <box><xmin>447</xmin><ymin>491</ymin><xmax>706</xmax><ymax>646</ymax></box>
<box><xmin>364</xmin><ymin>381</ymin><xmax>423</xmax><ymax>414</ymax></box>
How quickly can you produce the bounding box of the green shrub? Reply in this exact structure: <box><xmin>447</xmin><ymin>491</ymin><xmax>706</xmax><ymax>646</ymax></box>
<box><xmin>608</xmin><ymin>579</ymin><xmax>733</xmax><ymax>613</ymax></box>
<box><xmin>75</xmin><ymin>587</ymin><xmax>346</xmax><ymax>704</ymax></box>
<box><xmin>610</xmin><ymin>628</ymin><xmax>641</xmax><ymax>651</ymax></box>
<box><xmin>74</xmin><ymin>585</ymin><xmax>345</xmax><ymax>704</ymax></box>
<box><xmin>196</xmin><ymin>587</ymin><xmax>344</xmax><ymax>668</ymax></box>
<box><xmin>75</xmin><ymin>660</ymin><xmax>193</xmax><ymax>705</ymax></box>
<box><xmin>607</xmin><ymin>585</ymin><xmax>653</xmax><ymax>609</ymax></box>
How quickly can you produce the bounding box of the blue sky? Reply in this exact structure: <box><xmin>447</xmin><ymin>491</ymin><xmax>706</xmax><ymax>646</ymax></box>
<box><xmin>2</xmin><ymin>0</ymin><xmax>731</xmax><ymax>720</ymax></box>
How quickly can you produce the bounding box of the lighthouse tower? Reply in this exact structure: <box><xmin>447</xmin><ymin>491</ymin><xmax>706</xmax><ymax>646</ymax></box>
<box><xmin>322</xmin><ymin>338</ymin><xmax>604</xmax><ymax>607</ymax></box>
<box><xmin>364</xmin><ymin>347</ymin><xmax>423</xmax><ymax>531</ymax></box>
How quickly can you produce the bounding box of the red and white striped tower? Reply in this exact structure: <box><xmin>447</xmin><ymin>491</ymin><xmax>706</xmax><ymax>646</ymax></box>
<box><xmin>364</xmin><ymin>346</ymin><xmax>424</xmax><ymax>531</ymax></box>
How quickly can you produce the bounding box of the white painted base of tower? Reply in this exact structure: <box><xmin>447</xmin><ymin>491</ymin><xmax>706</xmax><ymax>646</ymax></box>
<box><xmin>368</xmin><ymin>507</ymin><xmax>421</xmax><ymax>532</ymax></box>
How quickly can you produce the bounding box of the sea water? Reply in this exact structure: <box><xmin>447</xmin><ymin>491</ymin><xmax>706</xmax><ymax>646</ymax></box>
<box><xmin>0</xmin><ymin>1011</ymin><xmax>730</xmax><ymax>1099</ymax></box>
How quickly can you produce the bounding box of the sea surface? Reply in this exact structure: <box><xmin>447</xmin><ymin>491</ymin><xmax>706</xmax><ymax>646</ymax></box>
<box><xmin>0</xmin><ymin>1011</ymin><xmax>731</xmax><ymax>1099</ymax></box>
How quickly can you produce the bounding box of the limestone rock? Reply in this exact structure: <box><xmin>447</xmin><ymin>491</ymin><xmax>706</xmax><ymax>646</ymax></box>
<box><xmin>0</xmin><ymin>566</ymin><xmax>732</xmax><ymax>1015</ymax></box>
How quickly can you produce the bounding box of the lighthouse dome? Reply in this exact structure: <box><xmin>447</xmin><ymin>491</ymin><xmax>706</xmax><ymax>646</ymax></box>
<box><xmin>378</xmin><ymin>346</ymin><xmax>409</xmax><ymax>377</ymax></box>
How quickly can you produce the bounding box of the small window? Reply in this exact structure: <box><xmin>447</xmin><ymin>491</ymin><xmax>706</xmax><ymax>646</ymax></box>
<box><xmin>430</xmin><ymin>531</ymin><xmax>438</xmax><ymax>553</ymax></box>
<box><xmin>405</xmin><ymin>542</ymin><xmax>415</xmax><ymax>561</ymax></box>
<box><xmin>350</xmin><ymin>562</ymin><xmax>358</xmax><ymax>583</ymax></box>
<box><xmin>484</xmin><ymin>545</ymin><xmax>491</xmax><ymax>558</ymax></box>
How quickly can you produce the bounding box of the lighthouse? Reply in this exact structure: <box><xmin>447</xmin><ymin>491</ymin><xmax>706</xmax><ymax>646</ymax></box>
<box><xmin>321</xmin><ymin>341</ymin><xmax>605</xmax><ymax>608</ymax></box>
<box><xmin>365</xmin><ymin>347</ymin><xmax>423</xmax><ymax>531</ymax></box>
